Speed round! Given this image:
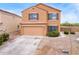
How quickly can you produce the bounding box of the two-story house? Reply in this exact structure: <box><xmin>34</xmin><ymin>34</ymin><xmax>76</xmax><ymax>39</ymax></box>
<box><xmin>20</xmin><ymin>3</ymin><xmax>61</xmax><ymax>36</ymax></box>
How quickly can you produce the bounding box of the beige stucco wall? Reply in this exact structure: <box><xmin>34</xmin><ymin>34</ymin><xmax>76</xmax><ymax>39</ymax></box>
<box><xmin>0</xmin><ymin>10</ymin><xmax>22</xmax><ymax>34</ymax></box>
<box><xmin>21</xmin><ymin>6</ymin><xmax>48</xmax><ymax>36</ymax></box>
<box><xmin>36</xmin><ymin>4</ymin><xmax>61</xmax><ymax>32</ymax></box>
<box><xmin>22</xmin><ymin>6</ymin><xmax>48</xmax><ymax>23</ymax></box>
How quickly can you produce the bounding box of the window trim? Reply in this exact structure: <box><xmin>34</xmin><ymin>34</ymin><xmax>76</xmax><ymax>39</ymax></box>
<box><xmin>29</xmin><ymin>13</ymin><xmax>38</xmax><ymax>20</ymax></box>
<box><xmin>48</xmin><ymin>26</ymin><xmax>58</xmax><ymax>32</ymax></box>
<box><xmin>48</xmin><ymin>13</ymin><xmax>58</xmax><ymax>20</ymax></box>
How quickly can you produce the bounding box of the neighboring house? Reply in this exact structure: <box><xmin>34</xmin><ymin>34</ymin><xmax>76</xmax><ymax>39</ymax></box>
<box><xmin>0</xmin><ymin>9</ymin><xmax>22</xmax><ymax>34</ymax></box>
<box><xmin>20</xmin><ymin>3</ymin><xmax>61</xmax><ymax>36</ymax></box>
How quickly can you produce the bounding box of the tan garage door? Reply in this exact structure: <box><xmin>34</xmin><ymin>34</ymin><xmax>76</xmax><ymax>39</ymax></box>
<box><xmin>23</xmin><ymin>26</ymin><xmax>45</xmax><ymax>36</ymax></box>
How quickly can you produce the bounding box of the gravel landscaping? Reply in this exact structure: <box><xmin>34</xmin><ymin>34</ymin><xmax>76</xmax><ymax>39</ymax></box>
<box><xmin>34</xmin><ymin>32</ymin><xmax>79</xmax><ymax>55</ymax></box>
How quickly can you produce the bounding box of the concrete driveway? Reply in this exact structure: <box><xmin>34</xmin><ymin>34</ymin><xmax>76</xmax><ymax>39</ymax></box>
<box><xmin>0</xmin><ymin>35</ymin><xmax>43</xmax><ymax>55</ymax></box>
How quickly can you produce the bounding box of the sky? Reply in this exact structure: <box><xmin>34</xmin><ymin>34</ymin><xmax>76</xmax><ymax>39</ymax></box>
<box><xmin>0</xmin><ymin>3</ymin><xmax>79</xmax><ymax>23</ymax></box>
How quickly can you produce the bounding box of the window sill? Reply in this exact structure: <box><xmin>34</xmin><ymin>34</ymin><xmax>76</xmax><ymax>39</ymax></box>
<box><xmin>48</xmin><ymin>20</ymin><xmax>58</xmax><ymax>21</ymax></box>
<box><xmin>29</xmin><ymin>20</ymin><xmax>38</xmax><ymax>21</ymax></box>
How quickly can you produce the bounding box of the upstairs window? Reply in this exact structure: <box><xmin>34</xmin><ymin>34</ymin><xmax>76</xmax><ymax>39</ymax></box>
<box><xmin>48</xmin><ymin>13</ymin><xmax>58</xmax><ymax>20</ymax></box>
<box><xmin>29</xmin><ymin>13</ymin><xmax>38</xmax><ymax>20</ymax></box>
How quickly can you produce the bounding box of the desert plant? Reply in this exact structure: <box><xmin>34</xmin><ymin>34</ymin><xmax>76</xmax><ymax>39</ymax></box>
<box><xmin>47</xmin><ymin>30</ymin><xmax>60</xmax><ymax>37</ymax></box>
<box><xmin>0</xmin><ymin>33</ymin><xmax>9</xmax><ymax>46</ymax></box>
<box><xmin>0</xmin><ymin>35</ymin><xmax>3</xmax><ymax>45</ymax></box>
<box><xmin>1</xmin><ymin>33</ymin><xmax>9</xmax><ymax>42</ymax></box>
<box><xmin>70</xmin><ymin>32</ymin><xmax>75</xmax><ymax>34</ymax></box>
<box><xmin>64</xmin><ymin>31</ymin><xmax>69</xmax><ymax>35</ymax></box>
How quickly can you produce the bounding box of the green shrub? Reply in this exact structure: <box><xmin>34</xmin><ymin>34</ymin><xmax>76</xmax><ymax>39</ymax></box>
<box><xmin>70</xmin><ymin>32</ymin><xmax>75</xmax><ymax>34</ymax></box>
<box><xmin>1</xmin><ymin>33</ymin><xmax>9</xmax><ymax>42</ymax></box>
<box><xmin>0</xmin><ymin>33</ymin><xmax>9</xmax><ymax>46</ymax></box>
<box><xmin>0</xmin><ymin>36</ymin><xmax>3</xmax><ymax>45</ymax></box>
<box><xmin>64</xmin><ymin>31</ymin><xmax>69</xmax><ymax>35</ymax></box>
<box><xmin>47</xmin><ymin>31</ymin><xmax>60</xmax><ymax>37</ymax></box>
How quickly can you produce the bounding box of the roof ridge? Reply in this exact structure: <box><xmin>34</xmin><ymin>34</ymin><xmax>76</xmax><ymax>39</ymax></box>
<box><xmin>22</xmin><ymin>5</ymin><xmax>48</xmax><ymax>13</ymax></box>
<box><xmin>22</xmin><ymin>3</ymin><xmax>61</xmax><ymax>13</ymax></box>
<box><xmin>0</xmin><ymin>9</ymin><xmax>21</xmax><ymax>18</ymax></box>
<box><xmin>35</xmin><ymin>6</ymin><xmax>48</xmax><ymax>12</ymax></box>
<box><xmin>36</xmin><ymin>3</ymin><xmax>61</xmax><ymax>11</ymax></box>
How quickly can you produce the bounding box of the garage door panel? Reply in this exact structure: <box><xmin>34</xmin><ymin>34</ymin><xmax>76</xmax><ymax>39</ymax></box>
<box><xmin>23</xmin><ymin>26</ymin><xmax>45</xmax><ymax>36</ymax></box>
